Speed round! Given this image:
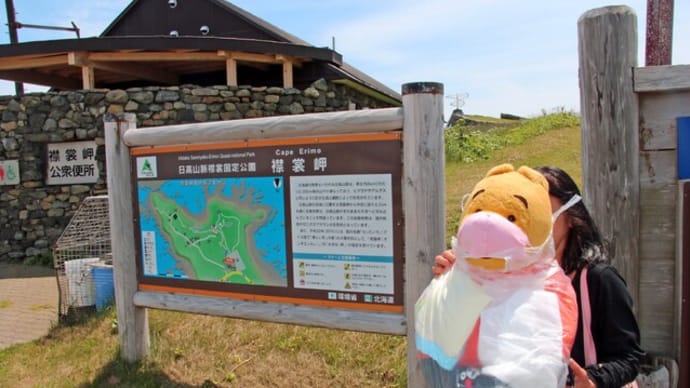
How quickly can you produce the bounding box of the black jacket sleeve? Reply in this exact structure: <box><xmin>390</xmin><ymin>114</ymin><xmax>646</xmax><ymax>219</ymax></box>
<box><xmin>580</xmin><ymin>263</ymin><xmax>645</xmax><ymax>387</ymax></box>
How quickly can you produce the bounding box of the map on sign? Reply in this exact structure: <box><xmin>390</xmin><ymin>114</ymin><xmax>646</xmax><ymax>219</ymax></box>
<box><xmin>137</xmin><ymin>177</ymin><xmax>287</xmax><ymax>287</ymax></box>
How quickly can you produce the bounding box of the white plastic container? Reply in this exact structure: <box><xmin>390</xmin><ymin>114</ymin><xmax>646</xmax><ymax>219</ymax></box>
<box><xmin>65</xmin><ymin>258</ymin><xmax>100</xmax><ymax>307</ymax></box>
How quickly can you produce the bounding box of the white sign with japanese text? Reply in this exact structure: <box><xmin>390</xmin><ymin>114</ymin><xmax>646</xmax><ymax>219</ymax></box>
<box><xmin>46</xmin><ymin>141</ymin><xmax>99</xmax><ymax>185</ymax></box>
<box><xmin>0</xmin><ymin>160</ymin><xmax>20</xmax><ymax>185</ymax></box>
<box><xmin>290</xmin><ymin>173</ymin><xmax>395</xmax><ymax>295</ymax></box>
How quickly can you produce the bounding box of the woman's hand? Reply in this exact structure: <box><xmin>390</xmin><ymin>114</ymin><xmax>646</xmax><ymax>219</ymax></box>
<box><xmin>568</xmin><ymin>358</ymin><xmax>596</xmax><ymax>388</ymax></box>
<box><xmin>432</xmin><ymin>249</ymin><xmax>456</xmax><ymax>277</ymax></box>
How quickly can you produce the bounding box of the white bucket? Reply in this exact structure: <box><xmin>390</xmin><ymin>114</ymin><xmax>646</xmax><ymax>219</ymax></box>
<box><xmin>65</xmin><ymin>258</ymin><xmax>100</xmax><ymax>307</ymax></box>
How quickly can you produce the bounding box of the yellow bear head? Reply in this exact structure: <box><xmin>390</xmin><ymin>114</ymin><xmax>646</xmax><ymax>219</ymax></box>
<box><xmin>459</xmin><ymin>163</ymin><xmax>552</xmax><ymax>271</ymax></box>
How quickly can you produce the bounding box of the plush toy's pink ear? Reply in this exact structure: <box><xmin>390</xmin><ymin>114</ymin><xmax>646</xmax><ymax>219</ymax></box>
<box><xmin>486</xmin><ymin>163</ymin><xmax>515</xmax><ymax>177</ymax></box>
<box><xmin>517</xmin><ymin>166</ymin><xmax>548</xmax><ymax>191</ymax></box>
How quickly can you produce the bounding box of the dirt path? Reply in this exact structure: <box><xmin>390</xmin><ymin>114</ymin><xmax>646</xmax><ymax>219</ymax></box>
<box><xmin>0</xmin><ymin>263</ymin><xmax>58</xmax><ymax>350</ymax></box>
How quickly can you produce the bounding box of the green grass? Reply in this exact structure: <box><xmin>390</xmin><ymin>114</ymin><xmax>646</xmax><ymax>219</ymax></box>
<box><xmin>443</xmin><ymin>122</ymin><xmax>581</xmax><ymax>239</ymax></box>
<box><xmin>0</xmin><ymin>114</ymin><xmax>582</xmax><ymax>387</ymax></box>
<box><xmin>445</xmin><ymin>111</ymin><xmax>579</xmax><ymax>163</ymax></box>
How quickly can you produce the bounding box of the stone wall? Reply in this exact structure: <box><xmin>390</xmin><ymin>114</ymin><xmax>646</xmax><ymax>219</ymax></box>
<box><xmin>0</xmin><ymin>79</ymin><xmax>396</xmax><ymax>263</ymax></box>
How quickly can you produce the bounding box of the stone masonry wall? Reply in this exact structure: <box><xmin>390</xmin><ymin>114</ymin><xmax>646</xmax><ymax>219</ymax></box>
<box><xmin>0</xmin><ymin>79</ymin><xmax>396</xmax><ymax>263</ymax></box>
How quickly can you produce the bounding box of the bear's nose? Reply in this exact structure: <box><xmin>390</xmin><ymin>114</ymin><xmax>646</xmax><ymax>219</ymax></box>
<box><xmin>457</xmin><ymin>211</ymin><xmax>529</xmax><ymax>258</ymax></box>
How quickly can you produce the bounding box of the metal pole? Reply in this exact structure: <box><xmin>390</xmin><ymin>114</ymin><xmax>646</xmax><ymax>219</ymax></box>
<box><xmin>4</xmin><ymin>0</ymin><xmax>23</xmax><ymax>95</ymax></box>
<box><xmin>14</xmin><ymin>21</ymin><xmax>81</xmax><ymax>38</ymax></box>
<box><xmin>645</xmin><ymin>0</ymin><xmax>674</xmax><ymax>66</ymax></box>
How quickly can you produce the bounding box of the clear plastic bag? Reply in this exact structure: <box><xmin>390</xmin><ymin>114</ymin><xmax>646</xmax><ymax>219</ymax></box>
<box><xmin>415</xmin><ymin>232</ymin><xmax>578</xmax><ymax>388</ymax></box>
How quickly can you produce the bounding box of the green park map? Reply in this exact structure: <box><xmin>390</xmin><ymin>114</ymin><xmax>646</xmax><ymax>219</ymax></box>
<box><xmin>137</xmin><ymin>178</ymin><xmax>287</xmax><ymax>287</ymax></box>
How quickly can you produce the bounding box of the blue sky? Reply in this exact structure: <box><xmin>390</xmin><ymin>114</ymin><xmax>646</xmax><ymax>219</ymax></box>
<box><xmin>1</xmin><ymin>0</ymin><xmax>688</xmax><ymax>118</ymax></box>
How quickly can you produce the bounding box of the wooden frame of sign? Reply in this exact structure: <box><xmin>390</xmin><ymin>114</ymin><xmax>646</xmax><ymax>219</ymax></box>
<box><xmin>105</xmin><ymin>82</ymin><xmax>444</xmax><ymax>387</ymax></box>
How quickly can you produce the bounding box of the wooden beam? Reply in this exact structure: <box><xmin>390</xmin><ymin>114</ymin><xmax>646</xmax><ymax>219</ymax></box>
<box><xmin>0</xmin><ymin>69</ymin><xmax>81</xmax><ymax>89</ymax></box>
<box><xmin>81</xmin><ymin>50</ymin><xmax>306</xmax><ymax>67</ymax></box>
<box><xmin>81</xmin><ymin>65</ymin><xmax>94</xmax><ymax>89</ymax></box>
<box><xmin>680</xmin><ymin>181</ymin><xmax>690</xmax><ymax>388</ymax></box>
<box><xmin>67</xmin><ymin>51</ymin><xmax>84</xmax><ymax>65</ymax></box>
<box><xmin>282</xmin><ymin>60</ymin><xmax>293</xmax><ymax>88</ymax></box>
<box><xmin>218</xmin><ymin>50</ymin><xmax>284</xmax><ymax>64</ymax></box>
<box><xmin>634</xmin><ymin>65</ymin><xmax>690</xmax><ymax>93</ymax></box>
<box><xmin>88</xmin><ymin>51</ymin><xmax>223</xmax><ymax>62</ymax></box>
<box><xmin>225</xmin><ymin>58</ymin><xmax>237</xmax><ymax>87</ymax></box>
<box><xmin>276</xmin><ymin>54</ymin><xmax>303</xmax><ymax>69</ymax></box>
<box><xmin>123</xmin><ymin>107</ymin><xmax>403</xmax><ymax>147</ymax></box>
<box><xmin>69</xmin><ymin>52</ymin><xmax>178</xmax><ymax>85</ymax></box>
<box><xmin>68</xmin><ymin>52</ymin><xmax>94</xmax><ymax>89</ymax></box>
<box><xmin>220</xmin><ymin>51</ymin><xmax>303</xmax><ymax>87</ymax></box>
<box><xmin>276</xmin><ymin>55</ymin><xmax>295</xmax><ymax>88</ymax></box>
<box><xmin>0</xmin><ymin>54</ymin><xmax>68</xmax><ymax>70</ymax></box>
<box><xmin>637</xmin><ymin>90</ymin><xmax>690</xmax><ymax>150</ymax></box>
<box><xmin>134</xmin><ymin>291</ymin><xmax>406</xmax><ymax>335</ymax></box>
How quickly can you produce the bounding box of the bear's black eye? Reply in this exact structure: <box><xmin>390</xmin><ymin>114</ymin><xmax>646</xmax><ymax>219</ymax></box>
<box><xmin>507</xmin><ymin>215</ymin><xmax>516</xmax><ymax>222</ymax></box>
<box><xmin>475</xmin><ymin>209</ymin><xmax>482</xmax><ymax>213</ymax></box>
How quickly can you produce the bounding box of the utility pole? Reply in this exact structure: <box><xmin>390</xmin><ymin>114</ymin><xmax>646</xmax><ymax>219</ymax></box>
<box><xmin>4</xmin><ymin>0</ymin><xmax>80</xmax><ymax>95</ymax></box>
<box><xmin>645</xmin><ymin>0</ymin><xmax>674</xmax><ymax>65</ymax></box>
<box><xmin>4</xmin><ymin>0</ymin><xmax>23</xmax><ymax>95</ymax></box>
<box><xmin>445</xmin><ymin>92</ymin><xmax>469</xmax><ymax>110</ymax></box>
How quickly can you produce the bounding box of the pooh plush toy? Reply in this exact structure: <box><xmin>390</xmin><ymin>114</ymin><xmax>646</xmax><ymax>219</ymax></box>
<box><xmin>415</xmin><ymin>164</ymin><xmax>578</xmax><ymax>388</ymax></box>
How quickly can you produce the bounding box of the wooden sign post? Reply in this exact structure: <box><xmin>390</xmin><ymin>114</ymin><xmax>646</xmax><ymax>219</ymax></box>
<box><xmin>104</xmin><ymin>82</ymin><xmax>444</xmax><ymax>388</ymax></box>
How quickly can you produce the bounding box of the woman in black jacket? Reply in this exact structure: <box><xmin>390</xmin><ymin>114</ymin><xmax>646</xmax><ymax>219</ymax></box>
<box><xmin>433</xmin><ymin>166</ymin><xmax>644</xmax><ymax>387</ymax></box>
<box><xmin>537</xmin><ymin>166</ymin><xmax>644</xmax><ymax>387</ymax></box>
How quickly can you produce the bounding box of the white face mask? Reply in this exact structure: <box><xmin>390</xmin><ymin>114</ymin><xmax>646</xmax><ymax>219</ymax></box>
<box><xmin>452</xmin><ymin>194</ymin><xmax>582</xmax><ymax>273</ymax></box>
<box><xmin>551</xmin><ymin>194</ymin><xmax>581</xmax><ymax>225</ymax></box>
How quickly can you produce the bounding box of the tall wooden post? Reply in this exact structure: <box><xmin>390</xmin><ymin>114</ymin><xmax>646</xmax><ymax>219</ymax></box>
<box><xmin>578</xmin><ymin>6</ymin><xmax>640</xmax><ymax>305</ymax></box>
<box><xmin>680</xmin><ymin>181</ymin><xmax>690</xmax><ymax>388</ymax></box>
<box><xmin>402</xmin><ymin>82</ymin><xmax>445</xmax><ymax>387</ymax></box>
<box><xmin>104</xmin><ymin>113</ymin><xmax>150</xmax><ymax>361</ymax></box>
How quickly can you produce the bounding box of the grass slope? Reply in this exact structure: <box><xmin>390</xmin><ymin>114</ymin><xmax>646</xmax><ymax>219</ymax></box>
<box><xmin>444</xmin><ymin>123</ymin><xmax>581</xmax><ymax>238</ymax></box>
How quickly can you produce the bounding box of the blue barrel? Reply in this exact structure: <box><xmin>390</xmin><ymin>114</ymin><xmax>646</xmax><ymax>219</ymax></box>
<box><xmin>91</xmin><ymin>264</ymin><xmax>115</xmax><ymax>310</ymax></box>
<box><xmin>679</xmin><ymin>116</ymin><xmax>690</xmax><ymax>179</ymax></box>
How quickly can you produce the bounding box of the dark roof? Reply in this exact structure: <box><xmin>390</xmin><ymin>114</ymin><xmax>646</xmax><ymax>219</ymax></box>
<box><xmin>0</xmin><ymin>0</ymin><xmax>400</xmax><ymax>103</ymax></box>
<box><xmin>0</xmin><ymin>36</ymin><xmax>340</xmax><ymax>62</ymax></box>
<box><xmin>102</xmin><ymin>0</ymin><xmax>309</xmax><ymax>44</ymax></box>
<box><xmin>101</xmin><ymin>0</ymin><xmax>400</xmax><ymax>102</ymax></box>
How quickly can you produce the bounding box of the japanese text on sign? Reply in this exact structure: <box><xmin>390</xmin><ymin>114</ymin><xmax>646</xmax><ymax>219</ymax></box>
<box><xmin>291</xmin><ymin>174</ymin><xmax>393</xmax><ymax>255</ymax></box>
<box><xmin>290</xmin><ymin>174</ymin><xmax>395</xmax><ymax>294</ymax></box>
<box><xmin>46</xmin><ymin>141</ymin><xmax>99</xmax><ymax>185</ymax></box>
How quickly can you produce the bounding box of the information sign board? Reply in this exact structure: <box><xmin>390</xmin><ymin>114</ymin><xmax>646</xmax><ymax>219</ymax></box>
<box><xmin>0</xmin><ymin>160</ymin><xmax>20</xmax><ymax>185</ymax></box>
<box><xmin>131</xmin><ymin>132</ymin><xmax>403</xmax><ymax>312</ymax></box>
<box><xmin>46</xmin><ymin>141</ymin><xmax>99</xmax><ymax>185</ymax></box>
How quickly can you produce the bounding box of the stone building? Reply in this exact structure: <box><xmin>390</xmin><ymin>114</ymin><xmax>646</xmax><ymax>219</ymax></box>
<box><xmin>0</xmin><ymin>0</ymin><xmax>402</xmax><ymax>262</ymax></box>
